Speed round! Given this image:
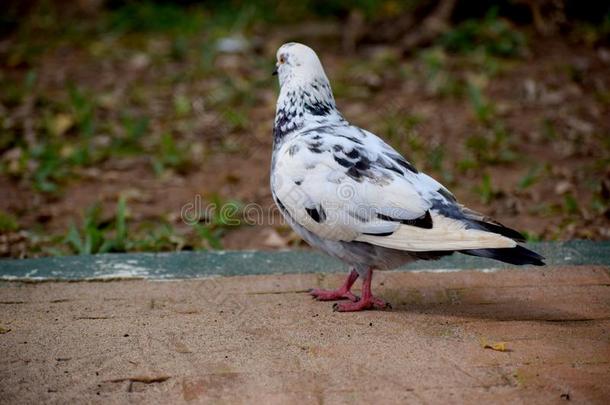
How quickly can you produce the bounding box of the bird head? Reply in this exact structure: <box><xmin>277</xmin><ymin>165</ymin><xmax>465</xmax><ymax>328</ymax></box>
<box><xmin>273</xmin><ymin>42</ymin><xmax>329</xmax><ymax>88</ymax></box>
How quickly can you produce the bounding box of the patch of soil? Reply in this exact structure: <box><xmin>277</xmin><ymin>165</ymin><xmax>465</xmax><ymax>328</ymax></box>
<box><xmin>1</xmin><ymin>35</ymin><xmax>609</xmax><ymax>257</ymax></box>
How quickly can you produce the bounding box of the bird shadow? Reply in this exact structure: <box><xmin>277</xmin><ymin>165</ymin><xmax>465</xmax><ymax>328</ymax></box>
<box><xmin>378</xmin><ymin>288</ymin><xmax>600</xmax><ymax>323</ymax></box>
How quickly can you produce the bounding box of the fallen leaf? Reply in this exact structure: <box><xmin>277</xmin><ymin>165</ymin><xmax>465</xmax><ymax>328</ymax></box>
<box><xmin>485</xmin><ymin>342</ymin><xmax>509</xmax><ymax>352</ymax></box>
<box><xmin>480</xmin><ymin>337</ymin><xmax>511</xmax><ymax>352</ymax></box>
<box><xmin>51</xmin><ymin>113</ymin><xmax>74</xmax><ymax>136</ymax></box>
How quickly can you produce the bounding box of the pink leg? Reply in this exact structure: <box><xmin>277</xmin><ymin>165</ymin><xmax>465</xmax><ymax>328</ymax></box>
<box><xmin>309</xmin><ymin>269</ymin><xmax>360</xmax><ymax>302</ymax></box>
<box><xmin>333</xmin><ymin>268</ymin><xmax>391</xmax><ymax>312</ymax></box>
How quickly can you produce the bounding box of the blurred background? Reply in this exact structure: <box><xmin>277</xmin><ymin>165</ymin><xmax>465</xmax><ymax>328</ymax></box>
<box><xmin>1</xmin><ymin>0</ymin><xmax>609</xmax><ymax>258</ymax></box>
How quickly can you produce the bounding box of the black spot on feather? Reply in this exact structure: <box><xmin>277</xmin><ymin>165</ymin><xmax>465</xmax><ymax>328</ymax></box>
<box><xmin>347</xmin><ymin>167</ymin><xmax>362</xmax><ymax>180</ymax></box>
<box><xmin>387</xmin><ymin>155</ymin><xmax>418</xmax><ymax>174</ymax></box>
<box><xmin>362</xmin><ymin>231</ymin><xmax>394</xmax><ymax>237</ymax></box>
<box><xmin>334</xmin><ymin>156</ymin><xmax>351</xmax><ymax>168</ymax></box>
<box><xmin>354</xmin><ymin>157</ymin><xmax>371</xmax><ymax>171</ymax></box>
<box><xmin>377</xmin><ymin>211</ymin><xmax>433</xmax><ymax>229</ymax></box>
<box><xmin>305</xmin><ymin>206</ymin><xmax>326</xmax><ymax>223</ymax></box>
<box><xmin>337</xmin><ymin>135</ymin><xmax>363</xmax><ymax>145</ymax></box>
<box><xmin>288</xmin><ymin>144</ymin><xmax>300</xmax><ymax>156</ymax></box>
<box><xmin>273</xmin><ymin>106</ymin><xmax>301</xmax><ymax>144</ymax></box>
<box><xmin>388</xmin><ymin>166</ymin><xmax>403</xmax><ymax>176</ymax></box>
<box><xmin>438</xmin><ymin>187</ymin><xmax>457</xmax><ymax>202</ymax></box>
<box><xmin>431</xmin><ymin>198</ymin><xmax>462</xmax><ymax>219</ymax></box>
<box><xmin>308</xmin><ymin>141</ymin><xmax>323</xmax><ymax>149</ymax></box>
<box><xmin>308</xmin><ymin>140</ymin><xmax>324</xmax><ymax>154</ymax></box>
<box><xmin>305</xmin><ymin>101</ymin><xmax>332</xmax><ymax>116</ymax></box>
<box><xmin>345</xmin><ymin>148</ymin><xmax>360</xmax><ymax>159</ymax></box>
<box><xmin>276</xmin><ymin>198</ymin><xmax>287</xmax><ymax>214</ymax></box>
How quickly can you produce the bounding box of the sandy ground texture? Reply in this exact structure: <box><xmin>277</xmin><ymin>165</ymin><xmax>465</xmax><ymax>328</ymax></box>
<box><xmin>1</xmin><ymin>265</ymin><xmax>609</xmax><ymax>404</ymax></box>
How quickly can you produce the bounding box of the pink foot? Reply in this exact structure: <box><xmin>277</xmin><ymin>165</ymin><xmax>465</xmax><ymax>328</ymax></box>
<box><xmin>333</xmin><ymin>296</ymin><xmax>391</xmax><ymax>312</ymax></box>
<box><xmin>309</xmin><ymin>288</ymin><xmax>359</xmax><ymax>302</ymax></box>
<box><xmin>331</xmin><ymin>268</ymin><xmax>391</xmax><ymax>312</ymax></box>
<box><xmin>309</xmin><ymin>269</ymin><xmax>360</xmax><ymax>302</ymax></box>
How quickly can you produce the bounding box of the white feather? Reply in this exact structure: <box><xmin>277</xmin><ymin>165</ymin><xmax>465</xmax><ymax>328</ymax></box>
<box><xmin>356</xmin><ymin>213</ymin><xmax>517</xmax><ymax>251</ymax></box>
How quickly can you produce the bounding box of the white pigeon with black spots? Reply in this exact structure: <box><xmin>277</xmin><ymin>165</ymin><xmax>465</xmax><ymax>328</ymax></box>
<box><xmin>270</xmin><ymin>42</ymin><xmax>544</xmax><ymax>312</ymax></box>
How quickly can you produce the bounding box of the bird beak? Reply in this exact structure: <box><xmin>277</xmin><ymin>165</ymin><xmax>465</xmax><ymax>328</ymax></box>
<box><xmin>272</xmin><ymin>66</ymin><xmax>278</xmax><ymax>76</ymax></box>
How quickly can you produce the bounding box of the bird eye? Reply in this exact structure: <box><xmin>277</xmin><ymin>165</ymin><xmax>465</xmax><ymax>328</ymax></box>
<box><xmin>279</xmin><ymin>55</ymin><xmax>285</xmax><ymax>64</ymax></box>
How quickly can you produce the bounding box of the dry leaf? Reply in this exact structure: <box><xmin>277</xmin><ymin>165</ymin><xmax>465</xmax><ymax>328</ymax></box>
<box><xmin>51</xmin><ymin>113</ymin><xmax>74</xmax><ymax>136</ymax></box>
<box><xmin>480</xmin><ymin>337</ymin><xmax>511</xmax><ymax>352</ymax></box>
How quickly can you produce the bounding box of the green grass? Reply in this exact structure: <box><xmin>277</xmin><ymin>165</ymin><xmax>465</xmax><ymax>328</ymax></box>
<box><xmin>3</xmin><ymin>1</ymin><xmax>472</xmax><ymax>198</ymax></box>
<box><xmin>151</xmin><ymin>132</ymin><xmax>192</xmax><ymax>176</ymax></box>
<box><xmin>459</xmin><ymin>124</ymin><xmax>517</xmax><ymax>173</ymax></box>
<box><xmin>0</xmin><ymin>1</ymin><xmax>274</xmax><ymax>194</ymax></box>
<box><xmin>64</xmin><ymin>196</ymin><xmax>128</xmax><ymax>255</ymax></box>
<box><xmin>61</xmin><ymin>196</ymin><xmax>186</xmax><ymax>255</ymax></box>
<box><xmin>191</xmin><ymin>194</ymin><xmax>244</xmax><ymax>250</ymax></box>
<box><xmin>439</xmin><ymin>8</ymin><xmax>526</xmax><ymax>58</ymax></box>
<box><xmin>55</xmin><ymin>194</ymin><xmax>246</xmax><ymax>256</ymax></box>
<box><xmin>29</xmin><ymin>143</ymin><xmax>66</xmax><ymax>193</ymax></box>
<box><xmin>417</xmin><ymin>47</ymin><xmax>466</xmax><ymax>98</ymax></box>
<box><xmin>131</xmin><ymin>223</ymin><xmax>187</xmax><ymax>252</ymax></box>
<box><xmin>474</xmin><ymin>173</ymin><xmax>500</xmax><ymax>205</ymax></box>
<box><xmin>113</xmin><ymin>115</ymin><xmax>150</xmax><ymax>154</ymax></box>
<box><xmin>424</xmin><ymin>145</ymin><xmax>454</xmax><ymax>185</ymax></box>
<box><xmin>563</xmin><ymin>193</ymin><xmax>580</xmax><ymax>216</ymax></box>
<box><xmin>518</xmin><ymin>166</ymin><xmax>542</xmax><ymax>190</ymax></box>
<box><xmin>466</xmin><ymin>82</ymin><xmax>495</xmax><ymax>124</ymax></box>
<box><xmin>0</xmin><ymin>211</ymin><xmax>19</xmax><ymax>233</ymax></box>
<box><xmin>1</xmin><ymin>79</ymin><xmax>118</xmax><ymax>193</ymax></box>
<box><xmin>416</xmin><ymin>7</ymin><xmax>526</xmax><ymax>99</ymax></box>
<box><xmin>106</xmin><ymin>2</ymin><xmax>207</xmax><ymax>35</ymax></box>
<box><xmin>521</xmin><ymin>230</ymin><xmax>542</xmax><ymax>243</ymax></box>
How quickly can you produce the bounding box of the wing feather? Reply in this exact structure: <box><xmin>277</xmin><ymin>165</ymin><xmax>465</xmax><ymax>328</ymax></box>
<box><xmin>273</xmin><ymin>134</ymin><xmax>427</xmax><ymax>241</ymax></box>
<box><xmin>356</xmin><ymin>213</ymin><xmax>517</xmax><ymax>251</ymax></box>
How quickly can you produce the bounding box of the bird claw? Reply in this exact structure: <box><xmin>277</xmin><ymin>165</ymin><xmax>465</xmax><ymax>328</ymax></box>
<box><xmin>309</xmin><ymin>288</ymin><xmax>359</xmax><ymax>302</ymax></box>
<box><xmin>332</xmin><ymin>296</ymin><xmax>392</xmax><ymax>312</ymax></box>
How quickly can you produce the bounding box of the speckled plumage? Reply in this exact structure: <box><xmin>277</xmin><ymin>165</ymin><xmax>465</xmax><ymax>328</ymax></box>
<box><xmin>270</xmin><ymin>44</ymin><xmax>543</xmax><ymax>309</ymax></box>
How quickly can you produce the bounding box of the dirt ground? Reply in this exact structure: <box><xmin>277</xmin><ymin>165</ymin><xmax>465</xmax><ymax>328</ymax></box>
<box><xmin>2</xmin><ymin>29</ymin><xmax>610</xmax><ymax>257</ymax></box>
<box><xmin>1</xmin><ymin>265</ymin><xmax>609</xmax><ymax>404</ymax></box>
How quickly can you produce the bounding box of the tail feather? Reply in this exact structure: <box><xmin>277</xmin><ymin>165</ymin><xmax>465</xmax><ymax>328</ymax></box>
<box><xmin>468</xmin><ymin>219</ymin><xmax>526</xmax><ymax>242</ymax></box>
<box><xmin>460</xmin><ymin>245</ymin><xmax>545</xmax><ymax>266</ymax></box>
<box><xmin>459</xmin><ymin>207</ymin><xmax>526</xmax><ymax>242</ymax></box>
<box><xmin>356</xmin><ymin>213</ymin><xmax>517</xmax><ymax>252</ymax></box>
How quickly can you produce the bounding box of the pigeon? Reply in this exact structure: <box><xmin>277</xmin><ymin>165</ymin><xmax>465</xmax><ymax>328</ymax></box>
<box><xmin>270</xmin><ymin>43</ymin><xmax>544</xmax><ymax>312</ymax></box>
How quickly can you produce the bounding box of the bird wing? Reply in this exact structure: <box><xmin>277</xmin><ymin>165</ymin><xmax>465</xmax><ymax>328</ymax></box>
<box><xmin>272</xmin><ymin>124</ymin><xmax>517</xmax><ymax>252</ymax></box>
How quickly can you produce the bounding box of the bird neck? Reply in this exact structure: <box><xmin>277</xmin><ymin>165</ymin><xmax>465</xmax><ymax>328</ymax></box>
<box><xmin>273</xmin><ymin>77</ymin><xmax>343</xmax><ymax>146</ymax></box>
